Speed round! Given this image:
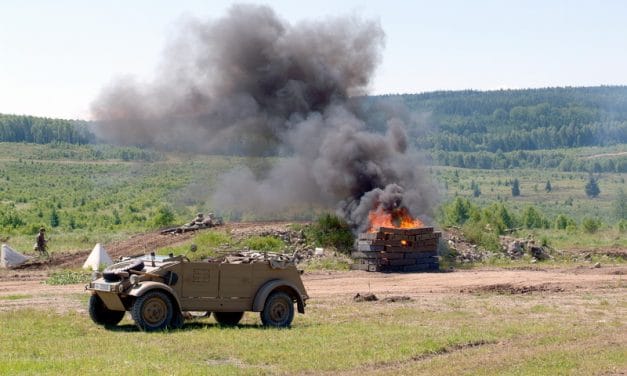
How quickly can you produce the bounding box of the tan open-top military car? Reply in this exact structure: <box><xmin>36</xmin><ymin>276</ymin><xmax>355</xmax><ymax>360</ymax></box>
<box><xmin>85</xmin><ymin>249</ymin><xmax>308</xmax><ymax>331</ymax></box>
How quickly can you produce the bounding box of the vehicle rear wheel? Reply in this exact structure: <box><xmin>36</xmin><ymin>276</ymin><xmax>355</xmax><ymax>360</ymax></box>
<box><xmin>261</xmin><ymin>291</ymin><xmax>294</xmax><ymax>328</ymax></box>
<box><xmin>88</xmin><ymin>294</ymin><xmax>125</xmax><ymax>326</ymax></box>
<box><xmin>213</xmin><ymin>311</ymin><xmax>244</xmax><ymax>326</ymax></box>
<box><xmin>131</xmin><ymin>290</ymin><xmax>173</xmax><ymax>331</ymax></box>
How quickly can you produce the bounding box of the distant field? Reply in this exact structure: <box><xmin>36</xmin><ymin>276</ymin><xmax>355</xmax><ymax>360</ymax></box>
<box><xmin>433</xmin><ymin>163</ymin><xmax>627</xmax><ymax>250</ymax></box>
<box><xmin>434</xmin><ymin>166</ymin><xmax>625</xmax><ymax>220</ymax></box>
<box><xmin>0</xmin><ymin>143</ymin><xmax>275</xmax><ymax>252</ymax></box>
<box><xmin>0</xmin><ymin>142</ymin><xmax>625</xmax><ymax>255</ymax></box>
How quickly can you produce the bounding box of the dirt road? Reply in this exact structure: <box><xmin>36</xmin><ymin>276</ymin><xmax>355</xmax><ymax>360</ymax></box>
<box><xmin>1</xmin><ymin>266</ymin><xmax>624</xmax><ymax>313</ymax></box>
<box><xmin>1</xmin><ymin>222</ymin><xmax>624</xmax><ymax>313</ymax></box>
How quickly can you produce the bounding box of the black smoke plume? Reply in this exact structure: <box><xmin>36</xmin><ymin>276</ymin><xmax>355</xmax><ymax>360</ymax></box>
<box><xmin>91</xmin><ymin>4</ymin><xmax>437</xmax><ymax>231</ymax></box>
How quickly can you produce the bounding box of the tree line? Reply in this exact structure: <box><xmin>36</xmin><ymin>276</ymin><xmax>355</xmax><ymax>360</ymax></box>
<box><xmin>3</xmin><ymin>86</ymin><xmax>627</xmax><ymax>166</ymax></box>
<box><xmin>0</xmin><ymin>114</ymin><xmax>94</xmax><ymax>144</ymax></box>
<box><xmin>430</xmin><ymin>149</ymin><xmax>627</xmax><ymax>172</ymax></box>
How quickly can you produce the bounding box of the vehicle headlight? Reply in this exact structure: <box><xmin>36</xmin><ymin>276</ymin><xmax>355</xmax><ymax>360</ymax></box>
<box><xmin>130</xmin><ymin>274</ymin><xmax>140</xmax><ymax>285</ymax></box>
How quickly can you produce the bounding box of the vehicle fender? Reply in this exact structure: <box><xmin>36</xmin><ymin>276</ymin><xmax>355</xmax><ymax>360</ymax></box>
<box><xmin>128</xmin><ymin>281</ymin><xmax>182</xmax><ymax>312</ymax></box>
<box><xmin>252</xmin><ymin>279</ymin><xmax>305</xmax><ymax>314</ymax></box>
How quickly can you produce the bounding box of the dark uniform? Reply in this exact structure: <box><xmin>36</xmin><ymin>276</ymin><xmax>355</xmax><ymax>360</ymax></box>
<box><xmin>36</xmin><ymin>228</ymin><xmax>49</xmax><ymax>257</ymax></box>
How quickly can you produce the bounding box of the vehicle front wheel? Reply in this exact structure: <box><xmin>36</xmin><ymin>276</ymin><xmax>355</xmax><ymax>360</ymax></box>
<box><xmin>260</xmin><ymin>291</ymin><xmax>294</xmax><ymax>328</ymax></box>
<box><xmin>169</xmin><ymin>310</ymin><xmax>184</xmax><ymax>330</ymax></box>
<box><xmin>213</xmin><ymin>311</ymin><xmax>244</xmax><ymax>326</ymax></box>
<box><xmin>88</xmin><ymin>294</ymin><xmax>125</xmax><ymax>326</ymax></box>
<box><xmin>131</xmin><ymin>290</ymin><xmax>173</xmax><ymax>331</ymax></box>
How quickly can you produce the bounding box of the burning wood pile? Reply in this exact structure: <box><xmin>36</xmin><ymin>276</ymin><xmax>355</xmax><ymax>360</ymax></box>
<box><xmin>350</xmin><ymin>206</ymin><xmax>441</xmax><ymax>272</ymax></box>
<box><xmin>351</xmin><ymin>227</ymin><xmax>440</xmax><ymax>272</ymax></box>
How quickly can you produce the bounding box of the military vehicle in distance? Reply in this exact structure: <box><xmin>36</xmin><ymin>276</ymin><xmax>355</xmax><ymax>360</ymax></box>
<box><xmin>85</xmin><ymin>248</ymin><xmax>308</xmax><ymax>331</ymax></box>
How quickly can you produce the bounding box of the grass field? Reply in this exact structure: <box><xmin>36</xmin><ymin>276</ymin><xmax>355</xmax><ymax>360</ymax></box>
<box><xmin>1</xmin><ymin>142</ymin><xmax>625</xmax><ymax>256</ymax></box>
<box><xmin>0</xmin><ymin>280</ymin><xmax>624</xmax><ymax>375</ymax></box>
<box><xmin>435</xmin><ymin>165</ymin><xmax>625</xmax><ymax>220</ymax></box>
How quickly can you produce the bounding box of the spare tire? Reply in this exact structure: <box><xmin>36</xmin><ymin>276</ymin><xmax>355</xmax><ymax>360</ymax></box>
<box><xmin>103</xmin><ymin>259</ymin><xmax>145</xmax><ymax>282</ymax></box>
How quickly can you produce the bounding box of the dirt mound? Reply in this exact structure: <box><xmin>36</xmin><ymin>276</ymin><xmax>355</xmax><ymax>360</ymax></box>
<box><xmin>4</xmin><ymin>221</ymin><xmax>300</xmax><ymax>272</ymax></box>
<box><xmin>11</xmin><ymin>250</ymin><xmax>92</xmax><ymax>270</ymax></box>
<box><xmin>105</xmin><ymin>230</ymin><xmax>197</xmax><ymax>260</ymax></box>
<box><xmin>461</xmin><ymin>283</ymin><xmax>565</xmax><ymax>295</ymax></box>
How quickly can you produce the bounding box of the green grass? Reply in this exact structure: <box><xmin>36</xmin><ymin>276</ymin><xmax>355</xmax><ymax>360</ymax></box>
<box><xmin>45</xmin><ymin>270</ymin><xmax>92</xmax><ymax>285</ymax></box>
<box><xmin>0</xmin><ymin>294</ymin><xmax>32</xmax><ymax>301</ymax></box>
<box><xmin>0</xmin><ymin>285</ymin><xmax>624</xmax><ymax>375</ymax></box>
<box><xmin>158</xmin><ymin>230</ymin><xmax>236</xmax><ymax>260</ymax></box>
<box><xmin>519</xmin><ymin>227</ymin><xmax>627</xmax><ymax>251</ymax></box>
<box><xmin>301</xmin><ymin>253</ymin><xmax>352</xmax><ymax>272</ymax></box>
<box><xmin>241</xmin><ymin>235</ymin><xmax>285</xmax><ymax>252</ymax></box>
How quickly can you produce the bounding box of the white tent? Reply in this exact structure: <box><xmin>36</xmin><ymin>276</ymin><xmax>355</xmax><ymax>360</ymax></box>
<box><xmin>82</xmin><ymin>243</ymin><xmax>113</xmax><ymax>271</ymax></box>
<box><xmin>1</xmin><ymin>244</ymin><xmax>31</xmax><ymax>268</ymax></box>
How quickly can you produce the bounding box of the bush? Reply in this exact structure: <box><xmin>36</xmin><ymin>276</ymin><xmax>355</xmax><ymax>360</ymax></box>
<box><xmin>152</xmin><ymin>206</ymin><xmax>175</xmax><ymax>227</ymax></box>
<box><xmin>22</xmin><ymin>224</ymin><xmax>42</xmax><ymax>236</ymax></box>
<box><xmin>462</xmin><ymin>221</ymin><xmax>501</xmax><ymax>252</ymax></box>
<box><xmin>522</xmin><ymin>206</ymin><xmax>544</xmax><ymax>229</ymax></box>
<box><xmin>582</xmin><ymin>217</ymin><xmax>602</xmax><ymax>234</ymax></box>
<box><xmin>476</xmin><ymin>203</ymin><xmax>515</xmax><ymax>235</ymax></box>
<box><xmin>555</xmin><ymin>214</ymin><xmax>576</xmax><ymax>230</ymax></box>
<box><xmin>0</xmin><ymin>206</ymin><xmax>25</xmax><ymax>229</ymax></box>
<box><xmin>618</xmin><ymin>219</ymin><xmax>627</xmax><ymax>233</ymax></box>
<box><xmin>306</xmin><ymin>213</ymin><xmax>354</xmax><ymax>254</ymax></box>
<box><xmin>444</xmin><ymin>197</ymin><xmax>473</xmax><ymax>226</ymax></box>
<box><xmin>243</xmin><ymin>236</ymin><xmax>285</xmax><ymax>252</ymax></box>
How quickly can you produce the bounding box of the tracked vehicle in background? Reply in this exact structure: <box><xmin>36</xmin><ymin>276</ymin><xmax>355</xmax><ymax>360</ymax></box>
<box><xmin>85</xmin><ymin>247</ymin><xmax>308</xmax><ymax>331</ymax></box>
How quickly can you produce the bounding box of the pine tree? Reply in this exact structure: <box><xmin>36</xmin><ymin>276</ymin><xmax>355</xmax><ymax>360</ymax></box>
<box><xmin>614</xmin><ymin>189</ymin><xmax>627</xmax><ymax>220</ymax></box>
<box><xmin>585</xmin><ymin>175</ymin><xmax>600</xmax><ymax>198</ymax></box>
<box><xmin>511</xmin><ymin>179</ymin><xmax>520</xmax><ymax>197</ymax></box>
<box><xmin>50</xmin><ymin>207</ymin><xmax>60</xmax><ymax>228</ymax></box>
<box><xmin>472</xmin><ymin>184</ymin><xmax>481</xmax><ymax>197</ymax></box>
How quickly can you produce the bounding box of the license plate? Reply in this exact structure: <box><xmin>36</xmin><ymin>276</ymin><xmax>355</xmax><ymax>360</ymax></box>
<box><xmin>93</xmin><ymin>282</ymin><xmax>112</xmax><ymax>292</ymax></box>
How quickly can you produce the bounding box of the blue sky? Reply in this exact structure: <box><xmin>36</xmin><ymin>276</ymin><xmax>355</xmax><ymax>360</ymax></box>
<box><xmin>1</xmin><ymin>0</ymin><xmax>626</xmax><ymax>119</ymax></box>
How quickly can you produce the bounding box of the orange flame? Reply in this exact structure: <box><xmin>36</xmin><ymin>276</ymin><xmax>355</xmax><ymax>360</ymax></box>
<box><xmin>367</xmin><ymin>206</ymin><xmax>423</xmax><ymax>233</ymax></box>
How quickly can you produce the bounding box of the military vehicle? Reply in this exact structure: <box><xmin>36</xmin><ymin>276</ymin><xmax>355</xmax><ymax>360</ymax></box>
<box><xmin>85</xmin><ymin>248</ymin><xmax>308</xmax><ymax>331</ymax></box>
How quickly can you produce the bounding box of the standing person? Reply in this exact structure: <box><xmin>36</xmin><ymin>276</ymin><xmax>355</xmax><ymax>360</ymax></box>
<box><xmin>35</xmin><ymin>227</ymin><xmax>49</xmax><ymax>258</ymax></box>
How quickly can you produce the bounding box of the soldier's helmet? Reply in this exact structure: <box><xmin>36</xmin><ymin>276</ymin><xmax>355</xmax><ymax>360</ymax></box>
<box><xmin>196</xmin><ymin>213</ymin><xmax>204</xmax><ymax>218</ymax></box>
<box><xmin>39</xmin><ymin>227</ymin><xmax>45</xmax><ymax>232</ymax></box>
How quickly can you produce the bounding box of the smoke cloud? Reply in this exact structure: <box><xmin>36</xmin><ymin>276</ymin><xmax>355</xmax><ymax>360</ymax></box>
<box><xmin>91</xmin><ymin>4</ymin><xmax>437</xmax><ymax>231</ymax></box>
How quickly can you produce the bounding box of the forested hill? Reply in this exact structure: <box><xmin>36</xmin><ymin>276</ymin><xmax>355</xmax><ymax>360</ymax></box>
<box><xmin>2</xmin><ymin>86</ymin><xmax>626</xmax><ymax>171</ymax></box>
<box><xmin>369</xmin><ymin>86</ymin><xmax>627</xmax><ymax>152</ymax></box>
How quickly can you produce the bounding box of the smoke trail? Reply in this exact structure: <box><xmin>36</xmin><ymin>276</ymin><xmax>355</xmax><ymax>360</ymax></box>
<box><xmin>91</xmin><ymin>4</ymin><xmax>437</xmax><ymax>230</ymax></box>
